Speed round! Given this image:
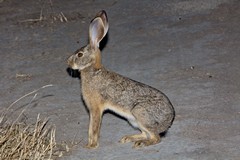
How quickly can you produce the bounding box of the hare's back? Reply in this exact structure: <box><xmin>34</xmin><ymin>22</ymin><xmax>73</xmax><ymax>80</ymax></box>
<box><xmin>99</xmin><ymin>70</ymin><xmax>172</xmax><ymax>111</ymax></box>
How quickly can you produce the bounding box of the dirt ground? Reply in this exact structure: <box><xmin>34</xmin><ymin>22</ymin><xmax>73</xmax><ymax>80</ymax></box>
<box><xmin>1</xmin><ymin>0</ymin><xmax>240</xmax><ymax>159</ymax></box>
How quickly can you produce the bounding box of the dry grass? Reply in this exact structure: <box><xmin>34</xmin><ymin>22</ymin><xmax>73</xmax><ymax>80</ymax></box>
<box><xmin>0</xmin><ymin>85</ymin><xmax>68</xmax><ymax>160</ymax></box>
<box><xmin>0</xmin><ymin>115</ymin><xmax>58</xmax><ymax>160</ymax></box>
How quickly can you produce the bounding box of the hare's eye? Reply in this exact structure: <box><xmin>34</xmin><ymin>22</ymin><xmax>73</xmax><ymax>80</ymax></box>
<box><xmin>77</xmin><ymin>52</ymin><xmax>83</xmax><ymax>57</ymax></box>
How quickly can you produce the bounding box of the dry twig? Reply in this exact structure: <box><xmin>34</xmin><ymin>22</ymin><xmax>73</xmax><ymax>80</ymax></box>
<box><xmin>0</xmin><ymin>84</ymin><xmax>68</xmax><ymax>159</ymax></box>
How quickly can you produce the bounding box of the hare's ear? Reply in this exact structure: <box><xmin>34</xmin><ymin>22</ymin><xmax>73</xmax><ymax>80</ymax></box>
<box><xmin>89</xmin><ymin>10</ymin><xmax>109</xmax><ymax>49</ymax></box>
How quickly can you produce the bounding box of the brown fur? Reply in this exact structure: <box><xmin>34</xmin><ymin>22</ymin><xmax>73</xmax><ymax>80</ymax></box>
<box><xmin>67</xmin><ymin>10</ymin><xmax>175</xmax><ymax>149</ymax></box>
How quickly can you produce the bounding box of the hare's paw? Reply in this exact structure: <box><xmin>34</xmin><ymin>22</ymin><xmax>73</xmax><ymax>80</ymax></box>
<box><xmin>119</xmin><ymin>135</ymin><xmax>132</xmax><ymax>143</ymax></box>
<box><xmin>119</xmin><ymin>133</ymin><xmax>148</xmax><ymax>144</ymax></box>
<box><xmin>84</xmin><ymin>143</ymin><xmax>99</xmax><ymax>149</ymax></box>
<box><xmin>133</xmin><ymin>140</ymin><xmax>149</xmax><ymax>148</ymax></box>
<box><xmin>133</xmin><ymin>137</ymin><xmax>161</xmax><ymax>148</ymax></box>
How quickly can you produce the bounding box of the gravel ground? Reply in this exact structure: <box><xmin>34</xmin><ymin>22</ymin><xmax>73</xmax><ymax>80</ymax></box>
<box><xmin>0</xmin><ymin>0</ymin><xmax>240</xmax><ymax>159</ymax></box>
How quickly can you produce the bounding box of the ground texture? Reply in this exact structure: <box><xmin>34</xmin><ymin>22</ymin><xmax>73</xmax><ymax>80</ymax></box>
<box><xmin>0</xmin><ymin>0</ymin><xmax>240</xmax><ymax>159</ymax></box>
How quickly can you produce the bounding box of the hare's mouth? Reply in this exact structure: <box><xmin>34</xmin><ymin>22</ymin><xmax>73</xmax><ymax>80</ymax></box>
<box><xmin>70</xmin><ymin>63</ymin><xmax>79</xmax><ymax>70</ymax></box>
<box><xmin>68</xmin><ymin>60</ymin><xmax>91</xmax><ymax>71</ymax></box>
<box><xmin>67</xmin><ymin>56</ymin><xmax>78</xmax><ymax>70</ymax></box>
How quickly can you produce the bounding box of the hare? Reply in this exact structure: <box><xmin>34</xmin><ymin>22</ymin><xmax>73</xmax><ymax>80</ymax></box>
<box><xmin>67</xmin><ymin>10</ymin><xmax>175</xmax><ymax>149</ymax></box>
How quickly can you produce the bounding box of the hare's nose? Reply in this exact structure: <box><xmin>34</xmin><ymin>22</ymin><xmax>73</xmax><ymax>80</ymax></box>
<box><xmin>67</xmin><ymin>55</ymin><xmax>74</xmax><ymax>66</ymax></box>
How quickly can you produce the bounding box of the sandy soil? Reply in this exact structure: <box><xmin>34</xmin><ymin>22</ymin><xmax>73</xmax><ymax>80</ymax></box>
<box><xmin>0</xmin><ymin>0</ymin><xmax>240</xmax><ymax>159</ymax></box>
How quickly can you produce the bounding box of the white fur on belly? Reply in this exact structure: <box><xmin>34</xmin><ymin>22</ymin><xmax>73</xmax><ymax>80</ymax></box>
<box><xmin>104</xmin><ymin>103</ymin><xmax>139</xmax><ymax>128</ymax></box>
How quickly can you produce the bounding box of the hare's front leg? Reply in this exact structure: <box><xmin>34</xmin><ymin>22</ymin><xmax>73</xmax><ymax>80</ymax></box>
<box><xmin>85</xmin><ymin>107</ymin><xmax>103</xmax><ymax>149</ymax></box>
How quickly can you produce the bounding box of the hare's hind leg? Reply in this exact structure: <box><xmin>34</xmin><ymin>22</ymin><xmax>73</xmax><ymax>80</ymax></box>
<box><xmin>130</xmin><ymin>105</ymin><xmax>161</xmax><ymax>148</ymax></box>
<box><xmin>129</xmin><ymin>121</ymin><xmax>161</xmax><ymax>148</ymax></box>
<box><xmin>119</xmin><ymin>121</ymin><xmax>160</xmax><ymax>148</ymax></box>
<box><xmin>119</xmin><ymin>114</ymin><xmax>161</xmax><ymax>148</ymax></box>
<box><xmin>133</xmin><ymin>130</ymin><xmax>161</xmax><ymax>148</ymax></box>
<box><xmin>119</xmin><ymin>132</ymin><xmax>148</xmax><ymax>143</ymax></box>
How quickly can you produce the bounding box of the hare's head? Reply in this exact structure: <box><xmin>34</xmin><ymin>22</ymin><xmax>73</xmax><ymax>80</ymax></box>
<box><xmin>67</xmin><ymin>10</ymin><xmax>109</xmax><ymax>71</ymax></box>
